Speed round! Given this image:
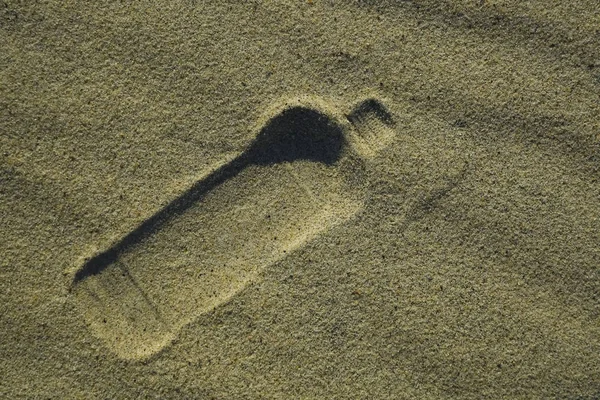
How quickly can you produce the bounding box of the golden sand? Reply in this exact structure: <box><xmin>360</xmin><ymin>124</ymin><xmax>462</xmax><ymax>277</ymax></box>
<box><xmin>1</xmin><ymin>1</ymin><xmax>599</xmax><ymax>398</ymax></box>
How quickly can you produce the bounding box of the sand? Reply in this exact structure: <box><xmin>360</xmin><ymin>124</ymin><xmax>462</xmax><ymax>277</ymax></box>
<box><xmin>1</xmin><ymin>0</ymin><xmax>599</xmax><ymax>398</ymax></box>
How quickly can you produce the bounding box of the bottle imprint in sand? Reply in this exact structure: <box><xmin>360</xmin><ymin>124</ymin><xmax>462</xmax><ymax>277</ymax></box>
<box><xmin>71</xmin><ymin>97</ymin><xmax>395</xmax><ymax>359</ymax></box>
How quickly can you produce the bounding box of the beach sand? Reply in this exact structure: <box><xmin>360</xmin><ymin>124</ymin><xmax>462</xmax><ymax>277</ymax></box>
<box><xmin>1</xmin><ymin>1</ymin><xmax>599</xmax><ymax>398</ymax></box>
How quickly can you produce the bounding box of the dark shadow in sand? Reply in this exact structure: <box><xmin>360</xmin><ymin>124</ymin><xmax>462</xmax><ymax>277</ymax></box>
<box><xmin>73</xmin><ymin>107</ymin><xmax>346</xmax><ymax>283</ymax></box>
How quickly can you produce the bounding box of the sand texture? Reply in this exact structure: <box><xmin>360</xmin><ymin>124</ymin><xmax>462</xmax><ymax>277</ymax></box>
<box><xmin>1</xmin><ymin>1</ymin><xmax>599</xmax><ymax>398</ymax></box>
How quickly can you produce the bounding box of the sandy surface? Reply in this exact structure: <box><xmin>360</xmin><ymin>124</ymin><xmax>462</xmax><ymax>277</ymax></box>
<box><xmin>1</xmin><ymin>1</ymin><xmax>599</xmax><ymax>398</ymax></box>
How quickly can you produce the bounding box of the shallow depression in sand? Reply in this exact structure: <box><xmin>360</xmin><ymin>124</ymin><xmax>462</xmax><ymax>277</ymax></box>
<box><xmin>72</xmin><ymin>98</ymin><xmax>395</xmax><ymax>359</ymax></box>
